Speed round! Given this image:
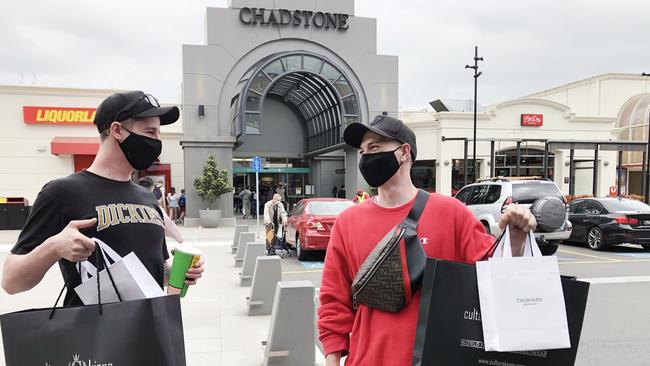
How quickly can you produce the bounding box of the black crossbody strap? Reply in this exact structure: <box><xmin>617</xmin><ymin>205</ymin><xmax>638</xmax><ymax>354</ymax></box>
<box><xmin>401</xmin><ymin>189</ymin><xmax>430</xmax><ymax>294</ymax></box>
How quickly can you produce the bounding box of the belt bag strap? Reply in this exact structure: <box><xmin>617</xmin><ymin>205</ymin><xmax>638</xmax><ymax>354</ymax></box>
<box><xmin>401</xmin><ymin>189</ymin><xmax>429</xmax><ymax>294</ymax></box>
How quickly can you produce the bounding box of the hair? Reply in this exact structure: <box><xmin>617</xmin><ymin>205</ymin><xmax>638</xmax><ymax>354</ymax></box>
<box><xmin>99</xmin><ymin>118</ymin><xmax>138</xmax><ymax>141</ymax></box>
<box><xmin>273</xmin><ymin>194</ymin><xmax>282</xmax><ymax>200</ymax></box>
<box><xmin>170</xmin><ymin>187</ymin><xmax>176</xmax><ymax>194</ymax></box>
<box><xmin>181</xmin><ymin>189</ymin><xmax>185</xmax><ymax>193</ymax></box>
<box><xmin>137</xmin><ymin>176</ymin><xmax>154</xmax><ymax>189</ymax></box>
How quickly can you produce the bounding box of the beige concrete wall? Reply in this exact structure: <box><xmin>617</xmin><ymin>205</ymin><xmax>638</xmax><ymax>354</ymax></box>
<box><xmin>0</xmin><ymin>85</ymin><xmax>184</xmax><ymax>204</ymax></box>
<box><xmin>402</xmin><ymin>98</ymin><xmax>617</xmax><ymax>196</ymax></box>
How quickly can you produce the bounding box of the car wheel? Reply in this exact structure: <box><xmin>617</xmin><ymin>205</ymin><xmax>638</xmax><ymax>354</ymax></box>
<box><xmin>642</xmin><ymin>244</ymin><xmax>650</xmax><ymax>251</ymax></box>
<box><xmin>586</xmin><ymin>227</ymin><xmax>606</xmax><ymax>251</ymax></box>
<box><xmin>482</xmin><ymin>221</ymin><xmax>491</xmax><ymax>235</ymax></box>
<box><xmin>296</xmin><ymin>236</ymin><xmax>308</xmax><ymax>261</ymax></box>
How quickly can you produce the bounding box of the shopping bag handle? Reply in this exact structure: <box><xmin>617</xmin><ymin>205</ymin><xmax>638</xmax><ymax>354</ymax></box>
<box><xmin>481</xmin><ymin>229</ymin><xmax>508</xmax><ymax>261</ymax></box>
<box><xmin>492</xmin><ymin>226</ymin><xmax>542</xmax><ymax>258</ymax></box>
<box><xmin>77</xmin><ymin>238</ymin><xmax>122</xmax><ymax>282</ymax></box>
<box><xmin>49</xmin><ymin>239</ymin><xmax>123</xmax><ymax>319</ymax></box>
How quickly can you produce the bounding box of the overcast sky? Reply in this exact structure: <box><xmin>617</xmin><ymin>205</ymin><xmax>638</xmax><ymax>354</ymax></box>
<box><xmin>2</xmin><ymin>0</ymin><xmax>649</xmax><ymax>110</ymax></box>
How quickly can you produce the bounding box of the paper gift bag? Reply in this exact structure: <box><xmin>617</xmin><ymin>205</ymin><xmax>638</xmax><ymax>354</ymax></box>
<box><xmin>75</xmin><ymin>238</ymin><xmax>165</xmax><ymax>305</ymax></box>
<box><xmin>476</xmin><ymin>227</ymin><xmax>570</xmax><ymax>352</ymax></box>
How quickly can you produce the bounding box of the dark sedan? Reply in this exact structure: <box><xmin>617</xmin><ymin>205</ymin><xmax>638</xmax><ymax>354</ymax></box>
<box><xmin>567</xmin><ymin>197</ymin><xmax>650</xmax><ymax>251</ymax></box>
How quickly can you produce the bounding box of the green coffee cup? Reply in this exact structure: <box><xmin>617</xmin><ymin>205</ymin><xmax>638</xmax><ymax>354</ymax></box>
<box><xmin>168</xmin><ymin>244</ymin><xmax>202</xmax><ymax>298</ymax></box>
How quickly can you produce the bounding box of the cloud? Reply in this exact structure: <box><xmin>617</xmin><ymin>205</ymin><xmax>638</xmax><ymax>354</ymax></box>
<box><xmin>1</xmin><ymin>0</ymin><xmax>649</xmax><ymax>110</ymax></box>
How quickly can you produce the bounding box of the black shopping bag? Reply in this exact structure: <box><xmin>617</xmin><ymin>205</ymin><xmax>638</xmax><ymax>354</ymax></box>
<box><xmin>412</xmin><ymin>258</ymin><xmax>589</xmax><ymax>366</ymax></box>
<box><xmin>1</xmin><ymin>295</ymin><xmax>186</xmax><ymax>366</ymax></box>
<box><xmin>1</xmin><ymin>246</ymin><xmax>186</xmax><ymax>366</ymax></box>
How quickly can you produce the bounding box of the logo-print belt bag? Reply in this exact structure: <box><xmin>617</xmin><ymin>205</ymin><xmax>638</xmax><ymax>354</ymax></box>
<box><xmin>351</xmin><ymin>190</ymin><xmax>429</xmax><ymax>312</ymax></box>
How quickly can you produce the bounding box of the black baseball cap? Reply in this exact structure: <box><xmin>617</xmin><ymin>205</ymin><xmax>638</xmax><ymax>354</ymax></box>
<box><xmin>343</xmin><ymin>115</ymin><xmax>418</xmax><ymax>161</ymax></box>
<box><xmin>94</xmin><ymin>90</ymin><xmax>179</xmax><ymax>133</ymax></box>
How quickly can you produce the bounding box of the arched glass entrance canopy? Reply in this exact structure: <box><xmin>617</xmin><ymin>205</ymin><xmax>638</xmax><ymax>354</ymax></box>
<box><xmin>230</xmin><ymin>51</ymin><xmax>360</xmax><ymax>153</ymax></box>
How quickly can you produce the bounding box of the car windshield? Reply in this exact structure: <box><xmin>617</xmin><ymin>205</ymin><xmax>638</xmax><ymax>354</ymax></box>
<box><xmin>512</xmin><ymin>182</ymin><xmax>563</xmax><ymax>204</ymax></box>
<box><xmin>601</xmin><ymin>199</ymin><xmax>650</xmax><ymax>212</ymax></box>
<box><xmin>308</xmin><ymin>201</ymin><xmax>354</xmax><ymax>215</ymax></box>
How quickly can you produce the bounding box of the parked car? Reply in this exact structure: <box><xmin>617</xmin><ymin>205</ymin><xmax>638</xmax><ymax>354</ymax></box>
<box><xmin>285</xmin><ymin>198</ymin><xmax>354</xmax><ymax>260</ymax></box>
<box><xmin>567</xmin><ymin>197</ymin><xmax>650</xmax><ymax>251</ymax></box>
<box><xmin>454</xmin><ymin>177</ymin><xmax>572</xmax><ymax>255</ymax></box>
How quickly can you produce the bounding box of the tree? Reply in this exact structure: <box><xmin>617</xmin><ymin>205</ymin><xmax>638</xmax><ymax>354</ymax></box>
<box><xmin>193</xmin><ymin>156</ymin><xmax>234</xmax><ymax>206</ymax></box>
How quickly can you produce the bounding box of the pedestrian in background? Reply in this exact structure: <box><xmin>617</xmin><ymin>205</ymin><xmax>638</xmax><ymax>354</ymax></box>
<box><xmin>138</xmin><ymin>177</ymin><xmax>183</xmax><ymax>243</ymax></box>
<box><xmin>263</xmin><ymin>194</ymin><xmax>288</xmax><ymax>254</ymax></box>
<box><xmin>167</xmin><ymin>186</ymin><xmax>179</xmax><ymax>221</ymax></box>
<box><xmin>337</xmin><ymin>185</ymin><xmax>346</xmax><ymax>199</ymax></box>
<box><xmin>239</xmin><ymin>186</ymin><xmax>252</xmax><ymax>219</ymax></box>
<box><xmin>178</xmin><ymin>188</ymin><xmax>186</xmax><ymax>224</ymax></box>
<box><xmin>352</xmin><ymin>188</ymin><xmax>370</xmax><ymax>204</ymax></box>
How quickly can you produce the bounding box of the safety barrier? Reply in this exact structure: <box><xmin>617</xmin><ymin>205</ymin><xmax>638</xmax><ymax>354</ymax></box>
<box><xmin>246</xmin><ymin>256</ymin><xmax>282</xmax><ymax>315</ymax></box>
<box><xmin>262</xmin><ymin>281</ymin><xmax>315</xmax><ymax>366</ymax></box>
<box><xmin>240</xmin><ymin>241</ymin><xmax>266</xmax><ymax>286</ymax></box>
<box><xmin>232</xmin><ymin>224</ymin><xmax>248</xmax><ymax>254</ymax></box>
<box><xmin>234</xmin><ymin>232</ymin><xmax>256</xmax><ymax>267</ymax></box>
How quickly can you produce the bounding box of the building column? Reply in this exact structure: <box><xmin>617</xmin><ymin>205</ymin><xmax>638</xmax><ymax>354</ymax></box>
<box><xmin>344</xmin><ymin>146</ymin><xmax>366</xmax><ymax>199</ymax></box>
<box><xmin>436</xmin><ymin>151</ymin><xmax>453</xmax><ymax>195</ymax></box>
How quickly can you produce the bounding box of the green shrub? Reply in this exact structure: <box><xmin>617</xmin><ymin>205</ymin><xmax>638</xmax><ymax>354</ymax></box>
<box><xmin>193</xmin><ymin>156</ymin><xmax>234</xmax><ymax>205</ymax></box>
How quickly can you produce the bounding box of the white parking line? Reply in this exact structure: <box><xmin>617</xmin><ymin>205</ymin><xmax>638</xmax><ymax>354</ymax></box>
<box><xmin>578</xmin><ymin>276</ymin><xmax>650</xmax><ymax>284</ymax></box>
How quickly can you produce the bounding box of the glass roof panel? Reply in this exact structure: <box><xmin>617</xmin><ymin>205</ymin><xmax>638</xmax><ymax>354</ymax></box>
<box><xmin>285</xmin><ymin>55</ymin><xmax>302</xmax><ymax>71</ymax></box>
<box><xmin>320</xmin><ymin>62</ymin><xmax>342</xmax><ymax>83</ymax></box>
<box><xmin>303</xmin><ymin>56</ymin><xmax>324</xmax><ymax>73</ymax></box>
<box><xmin>263</xmin><ymin>59</ymin><xmax>285</xmax><ymax>79</ymax></box>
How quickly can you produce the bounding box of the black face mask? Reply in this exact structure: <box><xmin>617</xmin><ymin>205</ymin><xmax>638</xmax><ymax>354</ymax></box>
<box><xmin>118</xmin><ymin>127</ymin><xmax>162</xmax><ymax>170</ymax></box>
<box><xmin>359</xmin><ymin>146</ymin><xmax>402</xmax><ymax>188</ymax></box>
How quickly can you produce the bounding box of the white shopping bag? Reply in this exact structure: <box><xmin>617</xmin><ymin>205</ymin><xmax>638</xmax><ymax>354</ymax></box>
<box><xmin>74</xmin><ymin>238</ymin><xmax>166</xmax><ymax>305</ymax></box>
<box><xmin>276</xmin><ymin>224</ymin><xmax>283</xmax><ymax>239</ymax></box>
<box><xmin>476</xmin><ymin>227</ymin><xmax>570</xmax><ymax>352</ymax></box>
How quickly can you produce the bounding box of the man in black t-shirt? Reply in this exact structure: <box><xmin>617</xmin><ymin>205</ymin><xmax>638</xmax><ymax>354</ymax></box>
<box><xmin>1</xmin><ymin>91</ymin><xmax>204</xmax><ymax>306</ymax></box>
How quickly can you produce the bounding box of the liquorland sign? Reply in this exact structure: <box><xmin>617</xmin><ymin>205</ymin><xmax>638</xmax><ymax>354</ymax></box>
<box><xmin>23</xmin><ymin>106</ymin><xmax>96</xmax><ymax>126</ymax></box>
<box><xmin>239</xmin><ymin>7</ymin><xmax>349</xmax><ymax>30</ymax></box>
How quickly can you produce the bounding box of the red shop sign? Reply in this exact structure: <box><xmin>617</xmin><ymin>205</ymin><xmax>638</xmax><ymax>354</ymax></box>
<box><xmin>521</xmin><ymin>114</ymin><xmax>543</xmax><ymax>127</ymax></box>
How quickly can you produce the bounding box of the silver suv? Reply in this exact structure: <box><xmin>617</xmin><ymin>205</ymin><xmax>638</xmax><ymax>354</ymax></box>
<box><xmin>454</xmin><ymin>177</ymin><xmax>572</xmax><ymax>255</ymax></box>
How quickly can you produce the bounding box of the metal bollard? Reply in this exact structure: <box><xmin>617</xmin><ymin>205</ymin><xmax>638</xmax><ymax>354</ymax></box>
<box><xmin>232</xmin><ymin>224</ymin><xmax>248</xmax><ymax>254</ymax></box>
<box><xmin>247</xmin><ymin>256</ymin><xmax>282</xmax><ymax>316</ymax></box>
<box><xmin>262</xmin><ymin>281</ymin><xmax>315</xmax><ymax>366</ymax></box>
<box><xmin>240</xmin><ymin>241</ymin><xmax>266</xmax><ymax>287</ymax></box>
<box><xmin>235</xmin><ymin>232</ymin><xmax>255</xmax><ymax>267</ymax></box>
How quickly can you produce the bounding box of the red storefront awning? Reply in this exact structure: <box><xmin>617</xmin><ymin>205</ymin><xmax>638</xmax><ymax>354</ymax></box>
<box><xmin>51</xmin><ymin>137</ymin><xmax>100</xmax><ymax>155</ymax></box>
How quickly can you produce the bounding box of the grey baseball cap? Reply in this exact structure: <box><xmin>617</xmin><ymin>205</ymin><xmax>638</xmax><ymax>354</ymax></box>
<box><xmin>343</xmin><ymin>115</ymin><xmax>417</xmax><ymax>161</ymax></box>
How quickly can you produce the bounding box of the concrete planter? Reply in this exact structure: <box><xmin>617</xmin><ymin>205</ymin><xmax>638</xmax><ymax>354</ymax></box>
<box><xmin>199</xmin><ymin>209</ymin><xmax>221</xmax><ymax>228</ymax></box>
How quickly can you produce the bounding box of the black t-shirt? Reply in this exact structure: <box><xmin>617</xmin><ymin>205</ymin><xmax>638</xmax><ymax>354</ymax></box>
<box><xmin>12</xmin><ymin>171</ymin><xmax>169</xmax><ymax>306</ymax></box>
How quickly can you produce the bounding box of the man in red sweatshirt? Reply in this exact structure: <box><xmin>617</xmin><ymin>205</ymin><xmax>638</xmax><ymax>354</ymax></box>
<box><xmin>318</xmin><ymin>115</ymin><xmax>537</xmax><ymax>366</ymax></box>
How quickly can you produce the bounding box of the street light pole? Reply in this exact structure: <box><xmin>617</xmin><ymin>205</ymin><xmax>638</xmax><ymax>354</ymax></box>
<box><xmin>643</xmin><ymin>72</ymin><xmax>650</xmax><ymax>203</ymax></box>
<box><xmin>466</xmin><ymin>46</ymin><xmax>483</xmax><ymax>182</ymax></box>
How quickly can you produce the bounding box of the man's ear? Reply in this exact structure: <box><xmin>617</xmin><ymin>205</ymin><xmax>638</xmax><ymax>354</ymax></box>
<box><xmin>400</xmin><ymin>144</ymin><xmax>411</xmax><ymax>163</ymax></box>
<box><xmin>109</xmin><ymin>121</ymin><xmax>125</xmax><ymax>142</ymax></box>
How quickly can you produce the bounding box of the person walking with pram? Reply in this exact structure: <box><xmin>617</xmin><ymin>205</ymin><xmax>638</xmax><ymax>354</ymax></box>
<box><xmin>263</xmin><ymin>194</ymin><xmax>288</xmax><ymax>256</ymax></box>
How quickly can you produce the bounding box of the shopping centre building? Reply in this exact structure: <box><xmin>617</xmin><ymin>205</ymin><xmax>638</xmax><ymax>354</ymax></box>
<box><xmin>1</xmin><ymin>0</ymin><xmax>650</xmax><ymax>226</ymax></box>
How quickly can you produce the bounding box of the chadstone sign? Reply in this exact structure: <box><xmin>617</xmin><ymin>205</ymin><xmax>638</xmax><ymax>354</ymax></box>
<box><xmin>239</xmin><ymin>7</ymin><xmax>349</xmax><ymax>30</ymax></box>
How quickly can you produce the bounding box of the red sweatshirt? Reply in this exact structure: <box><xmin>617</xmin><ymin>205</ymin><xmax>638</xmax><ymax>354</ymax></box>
<box><xmin>318</xmin><ymin>192</ymin><xmax>494</xmax><ymax>365</ymax></box>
